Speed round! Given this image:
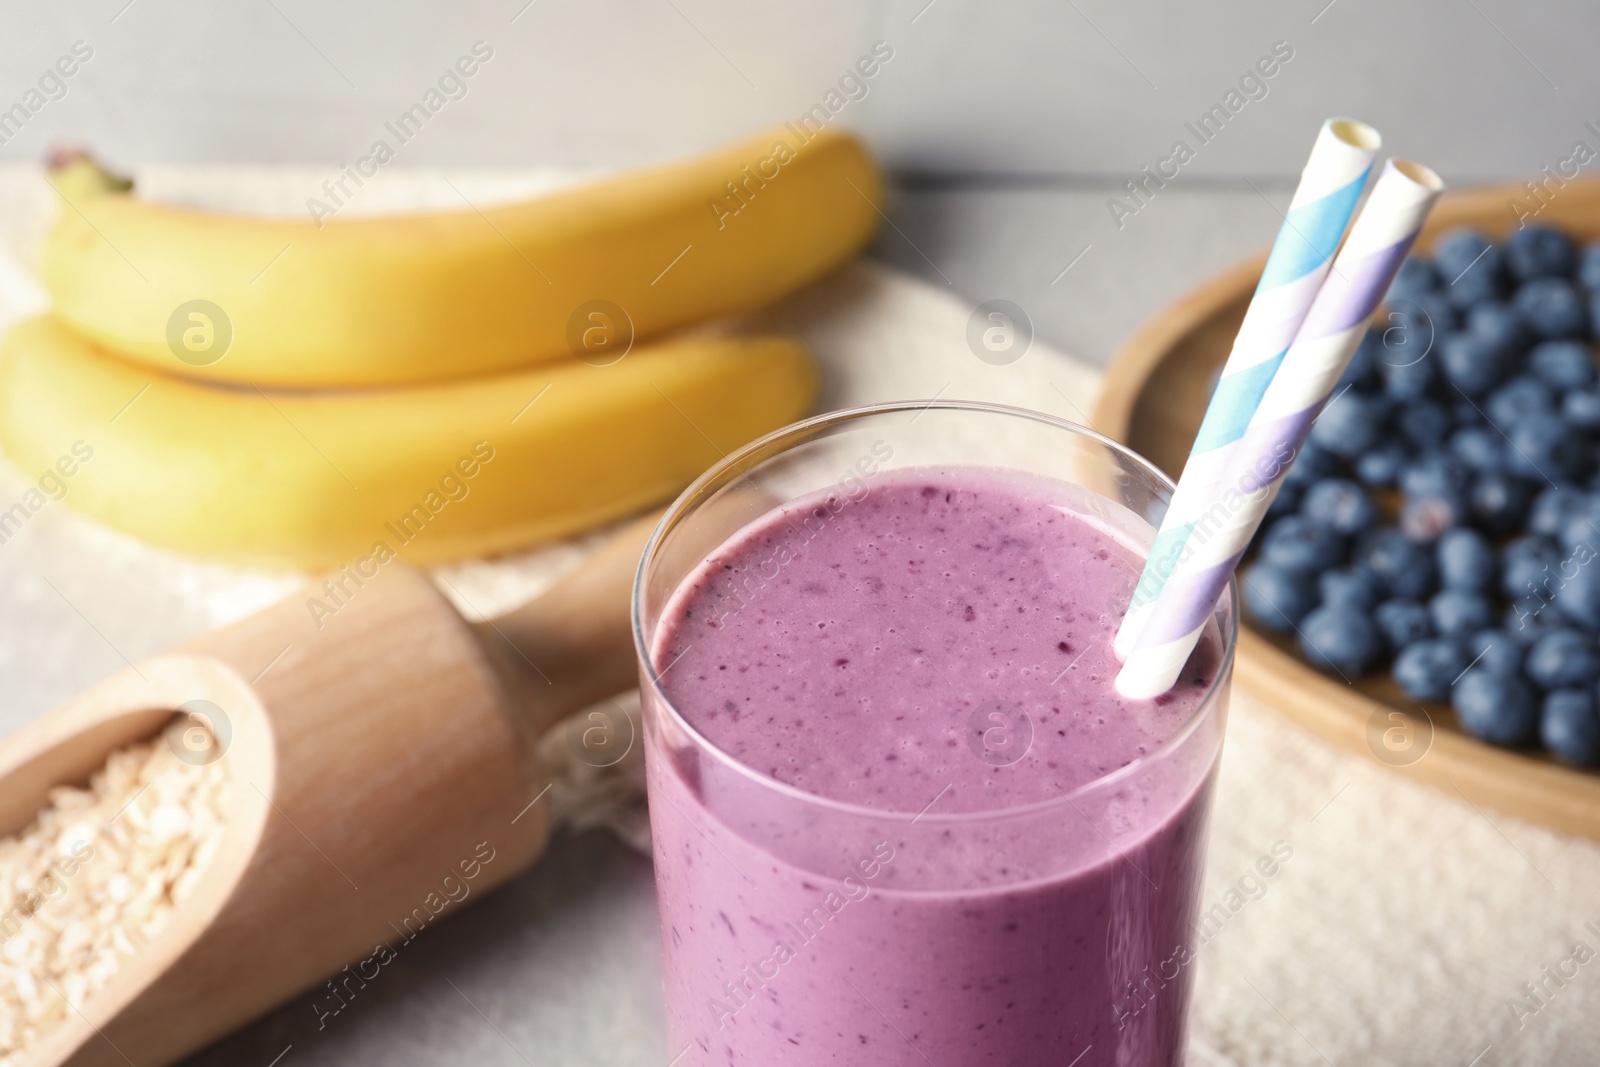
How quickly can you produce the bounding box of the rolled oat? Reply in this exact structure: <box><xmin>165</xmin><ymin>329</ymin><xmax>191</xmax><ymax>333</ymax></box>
<box><xmin>0</xmin><ymin>717</ymin><xmax>227</xmax><ymax>1060</ymax></box>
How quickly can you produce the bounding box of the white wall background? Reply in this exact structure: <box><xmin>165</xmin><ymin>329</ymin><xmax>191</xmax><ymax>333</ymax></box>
<box><xmin>0</xmin><ymin>0</ymin><xmax>1593</xmax><ymax>182</ymax></box>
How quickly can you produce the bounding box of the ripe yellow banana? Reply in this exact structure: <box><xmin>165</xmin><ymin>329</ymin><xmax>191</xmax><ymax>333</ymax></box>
<box><xmin>41</xmin><ymin>126</ymin><xmax>880</xmax><ymax>387</ymax></box>
<box><xmin>0</xmin><ymin>317</ymin><xmax>816</xmax><ymax>568</ymax></box>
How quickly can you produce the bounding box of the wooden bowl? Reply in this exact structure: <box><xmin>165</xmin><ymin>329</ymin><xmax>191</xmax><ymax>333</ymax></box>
<box><xmin>1092</xmin><ymin>178</ymin><xmax>1600</xmax><ymax>842</ymax></box>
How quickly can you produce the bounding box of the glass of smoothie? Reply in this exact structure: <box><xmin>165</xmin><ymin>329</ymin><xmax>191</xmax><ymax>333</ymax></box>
<box><xmin>632</xmin><ymin>401</ymin><xmax>1236</xmax><ymax>1066</ymax></box>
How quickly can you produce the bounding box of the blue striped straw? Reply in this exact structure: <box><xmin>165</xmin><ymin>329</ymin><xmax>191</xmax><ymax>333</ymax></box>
<box><xmin>1116</xmin><ymin>160</ymin><xmax>1444</xmax><ymax>698</ymax></box>
<box><xmin>1114</xmin><ymin>118</ymin><xmax>1381</xmax><ymax>660</ymax></box>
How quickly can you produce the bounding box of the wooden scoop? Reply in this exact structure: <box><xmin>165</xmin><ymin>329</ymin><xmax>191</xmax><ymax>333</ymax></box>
<box><xmin>0</xmin><ymin>513</ymin><xmax>659</xmax><ymax>1067</ymax></box>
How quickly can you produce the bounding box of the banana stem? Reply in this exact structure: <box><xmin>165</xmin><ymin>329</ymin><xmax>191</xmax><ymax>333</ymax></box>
<box><xmin>47</xmin><ymin>148</ymin><xmax>133</xmax><ymax>203</ymax></box>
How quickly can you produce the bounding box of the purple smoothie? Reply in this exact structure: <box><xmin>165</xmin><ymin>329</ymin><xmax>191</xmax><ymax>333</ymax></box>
<box><xmin>644</xmin><ymin>466</ymin><xmax>1226</xmax><ymax>1066</ymax></box>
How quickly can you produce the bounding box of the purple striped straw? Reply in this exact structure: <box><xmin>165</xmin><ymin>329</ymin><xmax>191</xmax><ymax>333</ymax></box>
<box><xmin>1116</xmin><ymin>160</ymin><xmax>1445</xmax><ymax>699</ymax></box>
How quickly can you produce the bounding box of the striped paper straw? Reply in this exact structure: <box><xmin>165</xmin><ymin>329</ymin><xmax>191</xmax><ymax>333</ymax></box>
<box><xmin>1113</xmin><ymin>119</ymin><xmax>1381</xmax><ymax>660</ymax></box>
<box><xmin>1116</xmin><ymin>159</ymin><xmax>1445</xmax><ymax>700</ymax></box>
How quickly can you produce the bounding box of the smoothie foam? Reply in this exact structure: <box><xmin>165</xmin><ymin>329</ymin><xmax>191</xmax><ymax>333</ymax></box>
<box><xmin>645</xmin><ymin>466</ymin><xmax>1226</xmax><ymax>1065</ymax></box>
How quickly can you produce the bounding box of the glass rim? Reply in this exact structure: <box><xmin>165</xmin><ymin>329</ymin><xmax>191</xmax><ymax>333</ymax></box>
<box><xmin>630</xmin><ymin>399</ymin><xmax>1239</xmax><ymax>825</ymax></box>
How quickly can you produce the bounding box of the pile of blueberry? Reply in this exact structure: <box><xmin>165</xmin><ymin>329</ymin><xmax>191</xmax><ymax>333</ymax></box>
<box><xmin>1243</xmin><ymin>223</ymin><xmax>1600</xmax><ymax>768</ymax></box>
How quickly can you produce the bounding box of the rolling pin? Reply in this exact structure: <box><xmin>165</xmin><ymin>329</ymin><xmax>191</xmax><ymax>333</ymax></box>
<box><xmin>0</xmin><ymin>512</ymin><xmax>659</xmax><ymax>1067</ymax></box>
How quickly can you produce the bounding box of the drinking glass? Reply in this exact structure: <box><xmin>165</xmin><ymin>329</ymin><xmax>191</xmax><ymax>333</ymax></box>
<box><xmin>632</xmin><ymin>401</ymin><xmax>1237</xmax><ymax>1066</ymax></box>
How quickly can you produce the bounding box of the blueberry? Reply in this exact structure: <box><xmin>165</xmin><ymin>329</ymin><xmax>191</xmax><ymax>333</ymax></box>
<box><xmin>1359</xmin><ymin>529</ymin><xmax>1438</xmax><ymax>599</ymax></box>
<box><xmin>1452</xmin><ymin>398</ymin><xmax>1486</xmax><ymax>426</ymax></box>
<box><xmin>1309</xmin><ymin>392</ymin><xmax>1384</xmax><ymax>458</ymax></box>
<box><xmin>1434</xmin><ymin>228</ymin><xmax>1504</xmax><ymax>284</ymax></box>
<box><xmin>1241</xmin><ymin>561</ymin><xmax>1318</xmax><ymax>632</ymax></box>
<box><xmin>1298</xmin><ymin>605</ymin><xmax>1382</xmax><ymax>677</ymax></box>
<box><xmin>1465</xmin><ymin>629</ymin><xmax>1523</xmax><ymax>676</ymax></box>
<box><xmin>1397</xmin><ymin>399</ymin><xmax>1453</xmax><ymax>451</ymax></box>
<box><xmin>1554</xmin><ymin>560</ymin><xmax>1600</xmax><ymax>630</ymax></box>
<box><xmin>1454</xmin><ymin>670</ymin><xmax>1541</xmax><ymax>746</ymax></box>
<box><xmin>1439</xmin><ymin>331</ymin><xmax>1513</xmax><ymax>397</ymax></box>
<box><xmin>1383</xmin><ymin>293</ymin><xmax>1456</xmax><ymax>344</ymax></box>
<box><xmin>1514</xmin><ymin>277</ymin><xmax>1587</xmax><ymax>339</ymax></box>
<box><xmin>1400</xmin><ymin>493</ymin><xmax>1467</xmax><ymax>542</ymax></box>
<box><xmin>1387</xmin><ymin>256</ymin><xmax>1441</xmax><ymax>301</ymax></box>
<box><xmin>1430</xmin><ymin>590</ymin><xmax>1495</xmax><ymax>637</ymax></box>
<box><xmin>1261</xmin><ymin>515</ymin><xmax>1345</xmax><ymax>575</ymax></box>
<box><xmin>1302</xmin><ymin>479</ymin><xmax>1376</xmax><ymax>536</ymax></box>
<box><xmin>1467</xmin><ymin>472</ymin><xmax>1535</xmax><ymax>535</ymax></box>
<box><xmin>1319</xmin><ymin>566</ymin><xmax>1382</xmax><ymax>610</ymax></box>
<box><xmin>1542</xmin><ymin>689</ymin><xmax>1600</xmax><ymax>765</ymax></box>
<box><xmin>1501</xmin><ymin>535</ymin><xmax>1564</xmax><ymax>600</ymax></box>
<box><xmin>1280</xmin><ymin>440</ymin><xmax>1341</xmax><ymax>491</ymax></box>
<box><xmin>1448</xmin><ymin>426</ymin><xmax>1505</xmax><ymax>473</ymax></box>
<box><xmin>1355</xmin><ymin>444</ymin><xmax>1408</xmax><ymax>488</ymax></box>
<box><xmin>1563</xmin><ymin>388</ymin><xmax>1600</xmax><ymax>429</ymax></box>
<box><xmin>1506</xmin><ymin>598</ymin><xmax>1559</xmax><ymax>643</ymax></box>
<box><xmin>1505</xmin><ymin>420</ymin><xmax>1587</xmax><ymax>482</ymax></box>
<box><xmin>1530</xmin><ymin>485</ymin><xmax>1589</xmax><ymax>539</ymax></box>
<box><xmin>1265</xmin><ymin>482</ymin><xmax>1302</xmax><ymax>522</ymax></box>
<box><xmin>1437</xmin><ymin>528</ymin><xmax>1497</xmax><ymax>592</ymax></box>
<box><xmin>1379</xmin><ymin>348</ymin><xmax>1441</xmax><ymax>400</ymax></box>
<box><xmin>1507</xmin><ymin>225</ymin><xmax>1576</xmax><ymax>281</ymax></box>
<box><xmin>1579</xmin><ymin>241</ymin><xmax>1600</xmax><ymax>291</ymax></box>
<box><xmin>1400</xmin><ymin>453</ymin><xmax>1471</xmax><ymax>499</ymax></box>
<box><xmin>1393</xmin><ymin>639</ymin><xmax>1469</xmax><ymax>701</ymax></box>
<box><xmin>1435</xmin><ymin>231</ymin><xmax>1505</xmax><ymax>310</ymax></box>
<box><xmin>1530</xmin><ymin>340</ymin><xmax>1597</xmax><ymax>389</ymax></box>
<box><xmin>1466</xmin><ymin>300</ymin><xmax>1532</xmax><ymax>354</ymax></box>
<box><xmin>1337</xmin><ymin>331</ymin><xmax>1384</xmax><ymax>394</ymax></box>
<box><xmin>1559</xmin><ymin>496</ymin><xmax>1600</xmax><ymax>551</ymax></box>
<box><xmin>1375</xmin><ymin>597</ymin><xmax>1434</xmax><ymax>648</ymax></box>
<box><xmin>1449</xmin><ymin>265</ymin><xmax>1505</xmax><ymax>310</ymax></box>
<box><xmin>1524</xmin><ymin>628</ymin><xmax>1600</xmax><ymax>690</ymax></box>
<box><xmin>1485</xmin><ymin>376</ymin><xmax>1554</xmax><ymax>425</ymax></box>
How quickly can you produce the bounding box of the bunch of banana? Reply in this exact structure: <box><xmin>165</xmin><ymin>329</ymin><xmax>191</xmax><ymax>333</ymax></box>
<box><xmin>1</xmin><ymin>127</ymin><xmax>881</xmax><ymax>566</ymax></box>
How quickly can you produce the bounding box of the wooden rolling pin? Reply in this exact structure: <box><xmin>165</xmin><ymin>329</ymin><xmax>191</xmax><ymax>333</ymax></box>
<box><xmin>0</xmin><ymin>513</ymin><xmax>659</xmax><ymax>1067</ymax></box>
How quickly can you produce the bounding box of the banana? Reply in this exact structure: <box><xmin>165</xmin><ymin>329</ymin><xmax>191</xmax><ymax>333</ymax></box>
<box><xmin>41</xmin><ymin>126</ymin><xmax>880</xmax><ymax>387</ymax></box>
<box><xmin>0</xmin><ymin>317</ymin><xmax>816</xmax><ymax>568</ymax></box>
